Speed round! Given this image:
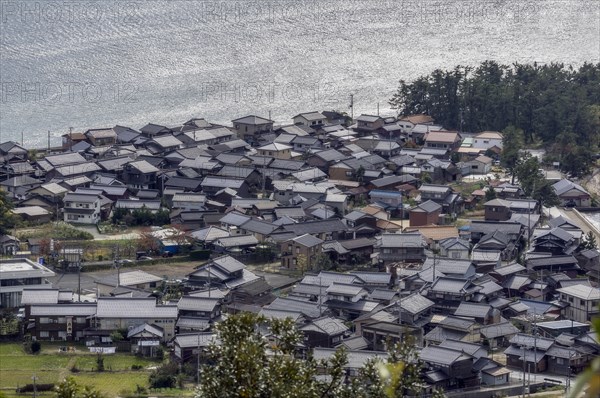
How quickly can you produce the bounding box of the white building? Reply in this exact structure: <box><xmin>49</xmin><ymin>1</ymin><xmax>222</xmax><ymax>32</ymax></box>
<box><xmin>557</xmin><ymin>284</ymin><xmax>600</xmax><ymax>323</ymax></box>
<box><xmin>0</xmin><ymin>259</ymin><xmax>55</xmax><ymax>308</ymax></box>
<box><xmin>473</xmin><ymin>131</ymin><xmax>503</xmax><ymax>150</ymax></box>
<box><xmin>63</xmin><ymin>192</ymin><xmax>103</xmax><ymax>224</ymax></box>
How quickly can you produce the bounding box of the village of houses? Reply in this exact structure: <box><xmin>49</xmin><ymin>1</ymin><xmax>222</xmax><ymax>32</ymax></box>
<box><xmin>1</xmin><ymin>110</ymin><xmax>599</xmax><ymax>396</ymax></box>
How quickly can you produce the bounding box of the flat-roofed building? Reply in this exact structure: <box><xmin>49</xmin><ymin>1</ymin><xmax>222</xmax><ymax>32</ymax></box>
<box><xmin>0</xmin><ymin>259</ymin><xmax>55</xmax><ymax>308</ymax></box>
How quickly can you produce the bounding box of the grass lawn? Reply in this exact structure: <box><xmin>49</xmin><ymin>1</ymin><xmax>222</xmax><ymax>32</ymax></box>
<box><xmin>0</xmin><ymin>343</ymin><xmax>159</xmax><ymax>397</ymax></box>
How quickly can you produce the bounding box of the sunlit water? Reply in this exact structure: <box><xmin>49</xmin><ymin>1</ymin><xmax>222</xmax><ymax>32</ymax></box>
<box><xmin>0</xmin><ymin>0</ymin><xmax>598</xmax><ymax>147</ymax></box>
<box><xmin>583</xmin><ymin>212</ymin><xmax>600</xmax><ymax>231</ymax></box>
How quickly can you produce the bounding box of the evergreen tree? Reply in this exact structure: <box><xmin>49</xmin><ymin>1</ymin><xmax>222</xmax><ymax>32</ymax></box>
<box><xmin>0</xmin><ymin>190</ymin><xmax>17</xmax><ymax>235</ymax></box>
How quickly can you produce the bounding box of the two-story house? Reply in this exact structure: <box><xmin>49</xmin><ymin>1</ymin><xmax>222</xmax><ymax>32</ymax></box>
<box><xmin>122</xmin><ymin>160</ymin><xmax>159</xmax><ymax>190</ymax></box>
<box><xmin>257</xmin><ymin>143</ymin><xmax>292</xmax><ymax>159</ymax></box>
<box><xmin>292</xmin><ymin>112</ymin><xmax>327</xmax><ymax>128</ymax></box>
<box><xmin>355</xmin><ymin>115</ymin><xmax>385</xmax><ymax>134</ymax></box>
<box><xmin>418</xmin><ymin>184</ymin><xmax>462</xmax><ymax>215</ymax></box>
<box><xmin>557</xmin><ymin>284</ymin><xmax>600</xmax><ymax>323</ymax></box>
<box><xmin>424</xmin><ymin>131</ymin><xmax>461</xmax><ymax>151</ymax></box>
<box><xmin>377</xmin><ymin>233</ymin><xmax>426</xmax><ymax>264</ymax></box>
<box><xmin>63</xmin><ymin>192</ymin><xmax>104</xmax><ymax>224</ymax></box>
<box><xmin>84</xmin><ymin>128</ymin><xmax>117</xmax><ymax>146</ymax></box>
<box><xmin>299</xmin><ymin>316</ymin><xmax>348</xmax><ymax>348</ymax></box>
<box><xmin>280</xmin><ymin>234</ymin><xmax>324</xmax><ymax>271</ymax></box>
<box><xmin>473</xmin><ymin>131</ymin><xmax>503</xmax><ymax>151</ymax></box>
<box><xmin>231</xmin><ymin>115</ymin><xmax>274</xmax><ymax>142</ymax></box>
<box><xmin>94</xmin><ymin>297</ymin><xmax>178</xmax><ymax>342</ymax></box>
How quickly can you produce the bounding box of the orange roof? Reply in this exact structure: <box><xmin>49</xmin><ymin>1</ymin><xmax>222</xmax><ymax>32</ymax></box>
<box><xmin>400</xmin><ymin>114</ymin><xmax>434</xmax><ymax>125</ymax></box>
<box><xmin>425</xmin><ymin>131</ymin><xmax>459</xmax><ymax>143</ymax></box>
<box><xmin>376</xmin><ymin>219</ymin><xmax>404</xmax><ymax>231</ymax></box>
<box><xmin>404</xmin><ymin>225</ymin><xmax>458</xmax><ymax>241</ymax></box>
<box><xmin>476</xmin><ymin>131</ymin><xmax>503</xmax><ymax>140</ymax></box>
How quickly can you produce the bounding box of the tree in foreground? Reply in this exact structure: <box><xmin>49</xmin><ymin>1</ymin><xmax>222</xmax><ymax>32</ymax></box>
<box><xmin>580</xmin><ymin>231</ymin><xmax>598</xmax><ymax>250</ymax></box>
<box><xmin>55</xmin><ymin>377</ymin><xmax>104</xmax><ymax>398</ymax></box>
<box><xmin>196</xmin><ymin>313</ymin><xmax>444</xmax><ymax>398</ymax></box>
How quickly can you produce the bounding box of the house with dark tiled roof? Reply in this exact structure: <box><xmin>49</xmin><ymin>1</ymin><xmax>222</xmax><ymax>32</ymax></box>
<box><xmin>552</xmin><ymin>179</ymin><xmax>591</xmax><ymax>207</ymax></box>
<box><xmin>231</xmin><ymin>115</ymin><xmax>273</xmax><ymax>142</ymax></box>
<box><xmin>280</xmin><ymin>234</ymin><xmax>324</xmax><ymax>271</ymax></box>
<box><xmin>377</xmin><ymin>233</ymin><xmax>426</xmax><ymax>264</ymax></box>
<box><xmin>122</xmin><ymin>160</ymin><xmax>159</xmax><ymax>190</ymax></box>
<box><xmin>409</xmin><ymin>200</ymin><xmax>442</xmax><ymax>227</ymax></box>
<box><xmin>355</xmin><ymin>114</ymin><xmax>384</xmax><ymax>134</ymax></box>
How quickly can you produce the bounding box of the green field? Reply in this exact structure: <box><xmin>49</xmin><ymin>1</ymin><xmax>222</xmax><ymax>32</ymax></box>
<box><xmin>0</xmin><ymin>343</ymin><xmax>166</xmax><ymax>397</ymax></box>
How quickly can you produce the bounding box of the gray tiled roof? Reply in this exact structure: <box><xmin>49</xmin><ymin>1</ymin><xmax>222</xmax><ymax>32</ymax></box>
<box><xmin>419</xmin><ymin>345</ymin><xmax>472</xmax><ymax>366</ymax></box>
<box><xmin>379</xmin><ymin>233</ymin><xmax>424</xmax><ymax>248</ymax></box>
<box><xmin>267</xmin><ymin>297</ymin><xmax>322</xmax><ymax>318</ymax></box>
<box><xmin>300</xmin><ymin>317</ymin><xmax>348</xmax><ymax>335</ymax></box>
<box><xmin>480</xmin><ymin>322</ymin><xmax>519</xmax><ymax>339</ymax></box>
<box><xmin>396</xmin><ymin>293</ymin><xmax>434</xmax><ymax>315</ymax></box>
<box><xmin>509</xmin><ymin>333</ymin><xmax>554</xmax><ymax>351</ymax></box>
<box><xmin>291</xmin><ymin>233</ymin><xmax>323</xmax><ymax>247</ymax></box>
<box><xmin>326</xmin><ymin>283</ymin><xmax>365</xmax><ymax>296</ymax></box>
<box><xmin>30</xmin><ymin>304</ymin><xmax>96</xmax><ymax>317</ymax></box>
<box><xmin>178</xmin><ymin>296</ymin><xmax>220</xmax><ymax>312</ymax></box>
<box><xmin>211</xmin><ymin>255</ymin><xmax>246</xmax><ymax>273</ymax></box>
<box><xmin>96</xmin><ymin>298</ymin><xmax>177</xmax><ymax>319</ymax></box>
<box><xmin>454</xmin><ymin>302</ymin><xmax>492</xmax><ymax>318</ymax></box>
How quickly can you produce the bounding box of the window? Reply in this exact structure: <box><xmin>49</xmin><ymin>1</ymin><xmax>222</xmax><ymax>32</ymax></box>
<box><xmin>556</xmin><ymin>358</ymin><xmax>564</xmax><ymax>365</ymax></box>
<box><xmin>40</xmin><ymin>317</ymin><xmax>49</xmax><ymax>324</ymax></box>
<box><xmin>296</xmin><ymin>247</ymin><xmax>300</xmax><ymax>254</ymax></box>
<box><xmin>581</xmin><ymin>300</ymin><xmax>585</xmax><ymax>306</ymax></box>
<box><xmin>39</xmin><ymin>331</ymin><xmax>49</xmax><ymax>338</ymax></box>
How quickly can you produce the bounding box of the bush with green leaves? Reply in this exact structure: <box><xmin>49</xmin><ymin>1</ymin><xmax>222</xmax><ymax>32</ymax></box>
<box><xmin>197</xmin><ymin>312</ymin><xmax>440</xmax><ymax>398</ymax></box>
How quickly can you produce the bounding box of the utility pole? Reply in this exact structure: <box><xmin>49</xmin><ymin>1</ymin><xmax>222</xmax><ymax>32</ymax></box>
<box><xmin>522</xmin><ymin>344</ymin><xmax>527</xmax><ymax>398</ymax></box>
<box><xmin>196</xmin><ymin>333</ymin><xmax>201</xmax><ymax>384</ymax></box>
<box><xmin>78</xmin><ymin>262</ymin><xmax>82</xmax><ymax>302</ymax></box>
<box><xmin>32</xmin><ymin>373</ymin><xmax>37</xmax><ymax>398</ymax></box>
<box><xmin>349</xmin><ymin>94</ymin><xmax>354</xmax><ymax>121</ymax></box>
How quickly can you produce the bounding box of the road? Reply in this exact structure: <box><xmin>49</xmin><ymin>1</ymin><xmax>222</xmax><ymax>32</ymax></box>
<box><xmin>560</xmin><ymin>208</ymin><xmax>600</xmax><ymax>243</ymax></box>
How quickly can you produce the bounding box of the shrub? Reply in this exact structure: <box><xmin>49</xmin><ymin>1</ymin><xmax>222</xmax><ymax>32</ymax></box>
<box><xmin>16</xmin><ymin>384</ymin><xmax>54</xmax><ymax>393</ymax></box>
<box><xmin>148</xmin><ymin>362</ymin><xmax>178</xmax><ymax>389</ymax></box>
<box><xmin>30</xmin><ymin>340</ymin><xmax>41</xmax><ymax>354</ymax></box>
<box><xmin>190</xmin><ymin>250</ymin><xmax>210</xmax><ymax>260</ymax></box>
<box><xmin>131</xmin><ymin>364</ymin><xmax>143</xmax><ymax>370</ymax></box>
